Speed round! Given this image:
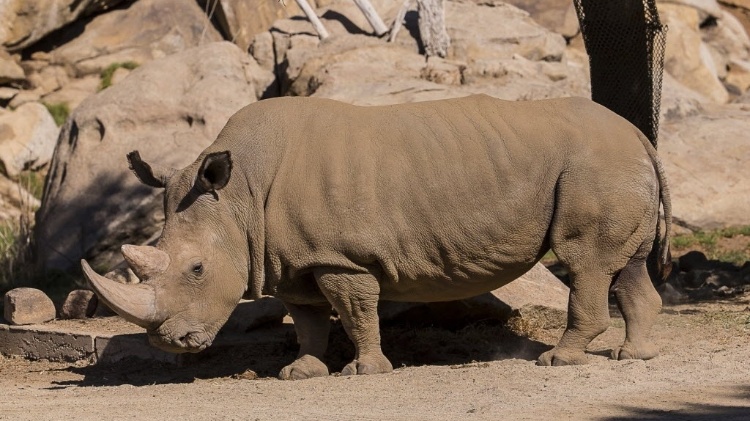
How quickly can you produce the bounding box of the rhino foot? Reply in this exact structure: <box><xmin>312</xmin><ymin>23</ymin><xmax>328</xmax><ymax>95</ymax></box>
<box><xmin>341</xmin><ymin>355</ymin><xmax>393</xmax><ymax>376</ymax></box>
<box><xmin>279</xmin><ymin>355</ymin><xmax>329</xmax><ymax>380</ymax></box>
<box><xmin>537</xmin><ymin>348</ymin><xmax>589</xmax><ymax>366</ymax></box>
<box><xmin>612</xmin><ymin>341</ymin><xmax>659</xmax><ymax>361</ymax></box>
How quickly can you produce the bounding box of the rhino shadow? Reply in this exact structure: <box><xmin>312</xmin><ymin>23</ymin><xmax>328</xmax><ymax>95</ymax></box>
<box><xmin>600</xmin><ymin>385</ymin><xmax>750</xmax><ymax>421</ymax></box>
<box><xmin>52</xmin><ymin>319</ymin><xmax>551</xmax><ymax>387</ymax></box>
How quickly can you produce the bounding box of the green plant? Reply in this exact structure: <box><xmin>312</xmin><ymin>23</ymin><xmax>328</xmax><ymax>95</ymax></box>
<box><xmin>43</xmin><ymin>102</ymin><xmax>70</xmax><ymax>127</ymax></box>
<box><xmin>17</xmin><ymin>170</ymin><xmax>45</xmax><ymax>201</ymax></box>
<box><xmin>0</xmin><ymin>217</ymin><xmax>34</xmax><ymax>294</ymax></box>
<box><xmin>99</xmin><ymin>61</ymin><xmax>139</xmax><ymax>91</ymax></box>
<box><xmin>671</xmin><ymin>225</ymin><xmax>750</xmax><ymax>265</ymax></box>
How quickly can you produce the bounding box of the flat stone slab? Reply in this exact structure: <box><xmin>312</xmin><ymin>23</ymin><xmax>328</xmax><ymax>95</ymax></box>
<box><xmin>0</xmin><ymin>316</ymin><xmax>292</xmax><ymax>365</ymax></box>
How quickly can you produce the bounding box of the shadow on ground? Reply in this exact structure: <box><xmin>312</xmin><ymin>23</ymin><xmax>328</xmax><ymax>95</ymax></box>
<box><xmin>52</xmin><ymin>320</ymin><xmax>551</xmax><ymax>387</ymax></box>
<box><xmin>602</xmin><ymin>385</ymin><xmax>750</xmax><ymax>421</ymax></box>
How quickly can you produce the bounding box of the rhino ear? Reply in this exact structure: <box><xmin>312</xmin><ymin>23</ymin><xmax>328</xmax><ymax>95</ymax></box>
<box><xmin>196</xmin><ymin>151</ymin><xmax>232</xmax><ymax>193</ymax></box>
<box><xmin>127</xmin><ymin>151</ymin><xmax>172</xmax><ymax>189</ymax></box>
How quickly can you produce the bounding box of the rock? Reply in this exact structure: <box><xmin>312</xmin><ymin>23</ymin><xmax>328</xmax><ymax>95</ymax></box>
<box><xmin>34</xmin><ymin>41</ymin><xmax>274</xmax><ymax>273</ymax></box>
<box><xmin>503</xmin><ymin>0</ymin><xmax>579</xmax><ymax>38</ymax></box>
<box><xmin>0</xmin><ymin>49</ymin><xmax>24</xmax><ymax>85</ymax></box>
<box><xmin>678</xmin><ymin>250</ymin><xmax>709</xmax><ymax>272</ymax></box>
<box><xmin>659</xmin><ymin>3</ymin><xmax>729</xmax><ymax>103</ymax></box>
<box><xmin>0</xmin><ymin>0</ymin><xmax>127</xmax><ymax>51</ymax></box>
<box><xmin>7</xmin><ymin>89</ymin><xmax>43</xmax><ymax>109</ymax></box>
<box><xmin>40</xmin><ymin>75</ymin><xmax>100</xmax><ymax>111</ymax></box>
<box><xmin>446</xmin><ymin>1</ymin><xmax>567</xmax><ymax>64</ymax></box>
<box><xmin>379</xmin><ymin>263</ymin><xmax>568</xmax><ymax>329</ymax></box>
<box><xmin>220</xmin><ymin>297</ymin><xmax>287</xmax><ymax>333</ymax></box>
<box><xmin>702</xmin><ymin>9</ymin><xmax>750</xmax><ymax>95</ymax></box>
<box><xmin>658</xmin><ymin>282</ymin><xmax>687</xmax><ymax>305</ymax></box>
<box><xmin>3</xmin><ymin>288</ymin><xmax>56</xmax><ymax>325</ymax></box>
<box><xmin>721</xmin><ymin>0</ymin><xmax>750</xmax><ymax>9</ymax></box>
<box><xmin>26</xmin><ymin>65</ymin><xmax>68</xmax><ymax>97</ymax></box>
<box><xmin>0</xmin><ymin>102</ymin><xmax>59</xmax><ymax>177</ymax></box>
<box><xmin>487</xmin><ymin>263</ymin><xmax>568</xmax><ymax>327</ymax></box>
<box><xmin>660</xmin><ymin>72</ymin><xmax>710</xmax><ymax>120</ymax></box>
<box><xmin>660</xmin><ymin>102</ymin><xmax>750</xmax><ymax>228</ymax></box>
<box><xmin>725</xmin><ymin>59</ymin><xmax>750</xmax><ymax>95</ymax></box>
<box><xmin>662</xmin><ymin>0</ymin><xmax>723</xmax><ymax>19</ymax></box>
<box><xmin>0</xmin><ymin>174</ymin><xmax>40</xmax><ymax>221</ymax></box>
<box><xmin>47</xmin><ymin>0</ymin><xmax>222</xmax><ymax>77</ymax></box>
<box><xmin>0</xmin><ymin>87</ymin><xmax>19</xmax><ymax>102</ymax></box>
<box><xmin>60</xmin><ymin>290</ymin><xmax>97</xmax><ymax>319</ymax></box>
<box><xmin>207</xmin><ymin>0</ymin><xmax>312</xmax><ymax>52</ymax></box>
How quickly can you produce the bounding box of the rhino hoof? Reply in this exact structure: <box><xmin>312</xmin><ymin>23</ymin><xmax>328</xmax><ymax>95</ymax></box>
<box><xmin>278</xmin><ymin>355</ymin><xmax>329</xmax><ymax>380</ymax></box>
<box><xmin>612</xmin><ymin>342</ymin><xmax>659</xmax><ymax>361</ymax></box>
<box><xmin>340</xmin><ymin>355</ymin><xmax>394</xmax><ymax>376</ymax></box>
<box><xmin>536</xmin><ymin>348</ymin><xmax>588</xmax><ymax>366</ymax></box>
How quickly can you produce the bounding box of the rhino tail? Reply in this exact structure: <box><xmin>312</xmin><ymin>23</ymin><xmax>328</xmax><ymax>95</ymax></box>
<box><xmin>637</xmin><ymin>131</ymin><xmax>673</xmax><ymax>281</ymax></box>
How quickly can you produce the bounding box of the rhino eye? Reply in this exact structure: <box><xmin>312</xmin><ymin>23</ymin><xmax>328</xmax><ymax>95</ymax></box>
<box><xmin>192</xmin><ymin>263</ymin><xmax>204</xmax><ymax>275</ymax></box>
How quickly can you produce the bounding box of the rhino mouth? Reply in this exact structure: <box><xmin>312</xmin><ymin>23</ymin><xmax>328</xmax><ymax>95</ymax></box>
<box><xmin>147</xmin><ymin>329</ymin><xmax>214</xmax><ymax>353</ymax></box>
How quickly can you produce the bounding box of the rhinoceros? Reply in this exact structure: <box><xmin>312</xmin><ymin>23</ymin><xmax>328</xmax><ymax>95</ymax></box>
<box><xmin>82</xmin><ymin>94</ymin><xmax>671</xmax><ymax>379</ymax></box>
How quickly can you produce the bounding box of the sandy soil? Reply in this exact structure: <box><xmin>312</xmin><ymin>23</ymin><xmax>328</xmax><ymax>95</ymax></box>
<box><xmin>1</xmin><ymin>295</ymin><xmax>749</xmax><ymax>421</ymax></box>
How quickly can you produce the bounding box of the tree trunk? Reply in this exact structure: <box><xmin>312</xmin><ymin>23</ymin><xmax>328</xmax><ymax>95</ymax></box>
<box><xmin>417</xmin><ymin>0</ymin><xmax>450</xmax><ymax>58</ymax></box>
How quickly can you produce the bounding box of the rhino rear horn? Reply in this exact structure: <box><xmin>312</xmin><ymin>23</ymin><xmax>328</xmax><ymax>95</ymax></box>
<box><xmin>121</xmin><ymin>244</ymin><xmax>170</xmax><ymax>281</ymax></box>
<box><xmin>195</xmin><ymin>151</ymin><xmax>232</xmax><ymax>193</ymax></box>
<box><xmin>127</xmin><ymin>150</ymin><xmax>174</xmax><ymax>188</ymax></box>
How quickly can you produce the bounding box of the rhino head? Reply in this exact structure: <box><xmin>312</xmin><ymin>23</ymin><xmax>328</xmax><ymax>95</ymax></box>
<box><xmin>82</xmin><ymin>150</ymin><xmax>250</xmax><ymax>353</ymax></box>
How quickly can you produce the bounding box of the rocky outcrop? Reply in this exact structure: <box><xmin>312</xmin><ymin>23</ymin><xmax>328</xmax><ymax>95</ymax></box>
<box><xmin>34</xmin><ymin>42</ymin><xmax>274</xmax><ymax>272</ymax></box>
<box><xmin>256</xmin><ymin>0</ymin><xmax>588</xmax><ymax>103</ymax></box>
<box><xmin>0</xmin><ymin>0</ymin><xmax>127</xmax><ymax>52</ymax></box>
<box><xmin>0</xmin><ymin>102</ymin><xmax>59</xmax><ymax>177</ymax></box>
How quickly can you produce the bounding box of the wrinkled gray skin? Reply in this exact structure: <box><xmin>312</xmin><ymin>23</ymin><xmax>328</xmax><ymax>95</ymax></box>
<box><xmin>83</xmin><ymin>95</ymin><xmax>671</xmax><ymax>379</ymax></box>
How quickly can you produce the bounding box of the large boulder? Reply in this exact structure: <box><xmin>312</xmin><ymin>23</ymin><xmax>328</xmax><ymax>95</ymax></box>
<box><xmin>34</xmin><ymin>41</ymin><xmax>274</xmax><ymax>272</ymax></box>
<box><xmin>0</xmin><ymin>102</ymin><xmax>59</xmax><ymax>177</ymax></box>
<box><xmin>46</xmin><ymin>0</ymin><xmax>222</xmax><ymax>77</ymax></box>
<box><xmin>660</xmin><ymin>2</ymin><xmax>730</xmax><ymax>103</ymax></box>
<box><xmin>0</xmin><ymin>0</ymin><xmax>126</xmax><ymax>52</ymax></box>
<box><xmin>660</xmin><ymin>102</ymin><xmax>750</xmax><ymax>229</ymax></box>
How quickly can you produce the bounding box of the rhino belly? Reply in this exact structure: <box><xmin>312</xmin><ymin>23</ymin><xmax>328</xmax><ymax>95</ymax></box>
<box><xmin>378</xmin><ymin>254</ymin><xmax>539</xmax><ymax>303</ymax></box>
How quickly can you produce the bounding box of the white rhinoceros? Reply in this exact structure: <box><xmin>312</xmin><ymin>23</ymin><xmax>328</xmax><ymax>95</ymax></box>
<box><xmin>82</xmin><ymin>94</ymin><xmax>671</xmax><ymax>379</ymax></box>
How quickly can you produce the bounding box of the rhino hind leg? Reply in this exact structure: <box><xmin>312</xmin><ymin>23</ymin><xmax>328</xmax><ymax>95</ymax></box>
<box><xmin>611</xmin><ymin>256</ymin><xmax>662</xmax><ymax>361</ymax></box>
<box><xmin>314</xmin><ymin>268</ymin><xmax>393</xmax><ymax>376</ymax></box>
<box><xmin>537</xmin><ymin>266</ymin><xmax>613</xmax><ymax>366</ymax></box>
<box><xmin>279</xmin><ymin>303</ymin><xmax>332</xmax><ymax>380</ymax></box>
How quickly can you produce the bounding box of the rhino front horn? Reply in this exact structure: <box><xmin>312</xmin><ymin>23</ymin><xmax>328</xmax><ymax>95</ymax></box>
<box><xmin>81</xmin><ymin>259</ymin><xmax>163</xmax><ymax>329</ymax></box>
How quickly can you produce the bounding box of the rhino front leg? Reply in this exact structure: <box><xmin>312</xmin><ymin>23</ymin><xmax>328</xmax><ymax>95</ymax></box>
<box><xmin>314</xmin><ymin>268</ymin><xmax>393</xmax><ymax>376</ymax></box>
<box><xmin>279</xmin><ymin>303</ymin><xmax>331</xmax><ymax>380</ymax></box>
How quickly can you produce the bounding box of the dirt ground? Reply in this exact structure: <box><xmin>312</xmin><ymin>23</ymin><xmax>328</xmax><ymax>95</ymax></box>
<box><xmin>1</xmin><ymin>293</ymin><xmax>749</xmax><ymax>420</ymax></box>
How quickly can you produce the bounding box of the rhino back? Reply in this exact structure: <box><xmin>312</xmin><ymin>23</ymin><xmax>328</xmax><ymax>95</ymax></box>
<box><xmin>259</xmin><ymin>95</ymin><xmax>646</xmax><ymax>302</ymax></box>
